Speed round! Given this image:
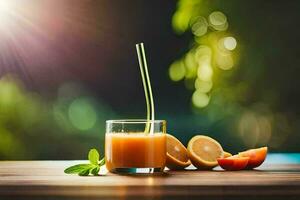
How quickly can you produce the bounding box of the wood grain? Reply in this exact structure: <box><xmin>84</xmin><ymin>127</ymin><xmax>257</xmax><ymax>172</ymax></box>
<box><xmin>0</xmin><ymin>161</ymin><xmax>300</xmax><ymax>199</ymax></box>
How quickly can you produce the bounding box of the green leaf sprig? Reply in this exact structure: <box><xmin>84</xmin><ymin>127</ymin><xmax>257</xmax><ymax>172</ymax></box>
<box><xmin>64</xmin><ymin>148</ymin><xmax>105</xmax><ymax>176</ymax></box>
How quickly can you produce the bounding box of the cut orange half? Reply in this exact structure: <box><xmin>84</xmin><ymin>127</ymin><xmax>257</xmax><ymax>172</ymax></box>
<box><xmin>166</xmin><ymin>134</ymin><xmax>191</xmax><ymax>170</ymax></box>
<box><xmin>187</xmin><ymin>135</ymin><xmax>224</xmax><ymax>169</ymax></box>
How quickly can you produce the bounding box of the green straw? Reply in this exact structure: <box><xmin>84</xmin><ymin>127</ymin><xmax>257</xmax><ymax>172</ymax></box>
<box><xmin>136</xmin><ymin>43</ymin><xmax>155</xmax><ymax>133</ymax></box>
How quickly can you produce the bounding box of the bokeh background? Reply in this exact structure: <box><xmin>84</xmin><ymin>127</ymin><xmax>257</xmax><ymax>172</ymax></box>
<box><xmin>0</xmin><ymin>0</ymin><xmax>299</xmax><ymax>160</ymax></box>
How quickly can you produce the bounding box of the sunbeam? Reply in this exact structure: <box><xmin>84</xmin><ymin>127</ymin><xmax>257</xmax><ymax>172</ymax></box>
<box><xmin>0</xmin><ymin>0</ymin><xmax>116</xmax><ymax>89</ymax></box>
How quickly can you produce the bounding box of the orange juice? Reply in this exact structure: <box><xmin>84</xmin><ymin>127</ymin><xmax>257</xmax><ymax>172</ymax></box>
<box><xmin>105</xmin><ymin>133</ymin><xmax>166</xmax><ymax>172</ymax></box>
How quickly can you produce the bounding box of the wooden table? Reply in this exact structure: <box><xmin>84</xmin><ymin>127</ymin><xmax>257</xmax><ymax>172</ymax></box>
<box><xmin>1</xmin><ymin>156</ymin><xmax>300</xmax><ymax>200</ymax></box>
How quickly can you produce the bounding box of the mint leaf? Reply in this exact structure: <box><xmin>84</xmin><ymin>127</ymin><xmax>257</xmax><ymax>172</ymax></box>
<box><xmin>91</xmin><ymin>165</ymin><xmax>100</xmax><ymax>176</ymax></box>
<box><xmin>64</xmin><ymin>148</ymin><xmax>105</xmax><ymax>176</ymax></box>
<box><xmin>64</xmin><ymin>164</ymin><xmax>93</xmax><ymax>174</ymax></box>
<box><xmin>88</xmin><ymin>148</ymin><xmax>100</xmax><ymax>165</ymax></box>
<box><xmin>78</xmin><ymin>168</ymin><xmax>90</xmax><ymax>176</ymax></box>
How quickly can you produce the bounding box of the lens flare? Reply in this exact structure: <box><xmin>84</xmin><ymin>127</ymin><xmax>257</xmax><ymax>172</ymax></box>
<box><xmin>195</xmin><ymin>45</ymin><xmax>212</xmax><ymax>59</ymax></box>
<box><xmin>209</xmin><ymin>11</ymin><xmax>227</xmax><ymax>26</ymax></box>
<box><xmin>208</xmin><ymin>11</ymin><xmax>228</xmax><ymax>31</ymax></box>
<box><xmin>169</xmin><ymin>61</ymin><xmax>185</xmax><ymax>81</ymax></box>
<box><xmin>238</xmin><ymin>111</ymin><xmax>259</xmax><ymax>148</ymax></box>
<box><xmin>192</xmin><ymin>90</ymin><xmax>210</xmax><ymax>108</ymax></box>
<box><xmin>191</xmin><ymin>16</ymin><xmax>208</xmax><ymax>37</ymax></box>
<box><xmin>216</xmin><ymin>53</ymin><xmax>234</xmax><ymax>70</ymax></box>
<box><xmin>194</xmin><ymin>79</ymin><xmax>213</xmax><ymax>92</ymax></box>
<box><xmin>68</xmin><ymin>98</ymin><xmax>97</xmax><ymax>131</ymax></box>
<box><xmin>223</xmin><ymin>37</ymin><xmax>237</xmax><ymax>51</ymax></box>
<box><xmin>197</xmin><ymin>63</ymin><xmax>213</xmax><ymax>81</ymax></box>
<box><xmin>184</xmin><ymin>52</ymin><xmax>198</xmax><ymax>78</ymax></box>
<box><xmin>238</xmin><ymin>111</ymin><xmax>273</xmax><ymax>148</ymax></box>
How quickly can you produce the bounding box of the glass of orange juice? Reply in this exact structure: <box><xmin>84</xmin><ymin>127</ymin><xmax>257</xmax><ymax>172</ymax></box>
<box><xmin>105</xmin><ymin>119</ymin><xmax>167</xmax><ymax>174</ymax></box>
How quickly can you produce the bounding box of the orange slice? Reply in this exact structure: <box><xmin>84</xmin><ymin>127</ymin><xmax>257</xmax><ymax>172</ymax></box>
<box><xmin>223</xmin><ymin>151</ymin><xmax>232</xmax><ymax>158</ymax></box>
<box><xmin>239</xmin><ymin>147</ymin><xmax>268</xmax><ymax>169</ymax></box>
<box><xmin>166</xmin><ymin>134</ymin><xmax>191</xmax><ymax>170</ymax></box>
<box><xmin>187</xmin><ymin>135</ymin><xmax>224</xmax><ymax>169</ymax></box>
<box><xmin>217</xmin><ymin>155</ymin><xmax>249</xmax><ymax>171</ymax></box>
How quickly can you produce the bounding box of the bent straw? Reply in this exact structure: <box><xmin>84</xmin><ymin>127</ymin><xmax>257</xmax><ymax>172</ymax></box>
<box><xmin>136</xmin><ymin>43</ymin><xmax>155</xmax><ymax>133</ymax></box>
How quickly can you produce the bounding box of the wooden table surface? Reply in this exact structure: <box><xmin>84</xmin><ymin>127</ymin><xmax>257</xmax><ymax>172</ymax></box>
<box><xmin>1</xmin><ymin>157</ymin><xmax>300</xmax><ymax>200</ymax></box>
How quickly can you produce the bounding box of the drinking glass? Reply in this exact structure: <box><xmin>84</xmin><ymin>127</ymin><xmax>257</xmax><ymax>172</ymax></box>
<box><xmin>105</xmin><ymin>119</ymin><xmax>166</xmax><ymax>174</ymax></box>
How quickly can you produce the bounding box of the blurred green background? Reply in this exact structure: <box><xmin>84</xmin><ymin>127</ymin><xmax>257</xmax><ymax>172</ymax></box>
<box><xmin>0</xmin><ymin>0</ymin><xmax>299</xmax><ymax>160</ymax></box>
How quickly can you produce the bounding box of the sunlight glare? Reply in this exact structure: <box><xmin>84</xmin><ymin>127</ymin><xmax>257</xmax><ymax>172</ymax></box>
<box><xmin>0</xmin><ymin>1</ymin><xmax>13</xmax><ymax>12</ymax></box>
<box><xmin>0</xmin><ymin>1</ymin><xmax>13</xmax><ymax>26</ymax></box>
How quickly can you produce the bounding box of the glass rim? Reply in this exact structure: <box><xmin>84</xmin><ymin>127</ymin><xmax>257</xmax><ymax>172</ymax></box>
<box><xmin>106</xmin><ymin>119</ymin><xmax>166</xmax><ymax>124</ymax></box>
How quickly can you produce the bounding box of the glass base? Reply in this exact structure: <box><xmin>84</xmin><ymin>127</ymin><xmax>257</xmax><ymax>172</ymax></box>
<box><xmin>111</xmin><ymin>167</ymin><xmax>164</xmax><ymax>174</ymax></box>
